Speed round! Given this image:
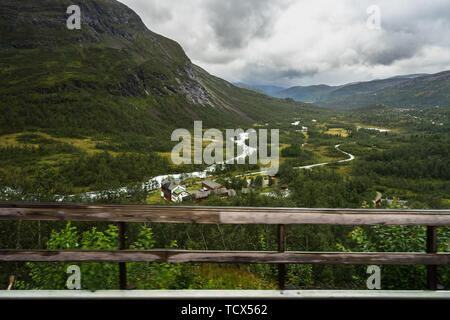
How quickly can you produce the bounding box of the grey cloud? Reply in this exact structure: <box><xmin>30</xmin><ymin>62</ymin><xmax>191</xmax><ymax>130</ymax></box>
<box><xmin>239</xmin><ymin>63</ymin><xmax>319</xmax><ymax>85</ymax></box>
<box><xmin>357</xmin><ymin>1</ymin><xmax>450</xmax><ymax>66</ymax></box>
<box><xmin>121</xmin><ymin>0</ymin><xmax>172</xmax><ymax>25</ymax></box>
<box><xmin>204</xmin><ymin>0</ymin><xmax>289</xmax><ymax>49</ymax></box>
<box><xmin>357</xmin><ymin>32</ymin><xmax>423</xmax><ymax>66</ymax></box>
<box><xmin>195</xmin><ymin>51</ymin><xmax>240</xmax><ymax>65</ymax></box>
<box><xmin>120</xmin><ymin>0</ymin><xmax>450</xmax><ymax>87</ymax></box>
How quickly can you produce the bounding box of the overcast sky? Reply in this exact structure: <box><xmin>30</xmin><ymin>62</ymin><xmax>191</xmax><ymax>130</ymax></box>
<box><xmin>120</xmin><ymin>0</ymin><xmax>450</xmax><ymax>87</ymax></box>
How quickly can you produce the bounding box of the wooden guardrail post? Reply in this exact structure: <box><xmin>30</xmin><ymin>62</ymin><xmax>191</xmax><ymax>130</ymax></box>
<box><xmin>426</xmin><ymin>226</ymin><xmax>438</xmax><ymax>290</ymax></box>
<box><xmin>118</xmin><ymin>222</ymin><xmax>127</xmax><ymax>290</ymax></box>
<box><xmin>278</xmin><ymin>224</ymin><xmax>286</xmax><ymax>290</ymax></box>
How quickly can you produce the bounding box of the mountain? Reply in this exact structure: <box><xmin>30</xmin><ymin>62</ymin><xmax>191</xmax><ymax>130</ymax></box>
<box><xmin>234</xmin><ymin>83</ymin><xmax>286</xmax><ymax>96</ymax></box>
<box><xmin>324</xmin><ymin>74</ymin><xmax>428</xmax><ymax>101</ymax></box>
<box><xmin>0</xmin><ymin>0</ymin><xmax>312</xmax><ymax>150</ymax></box>
<box><xmin>322</xmin><ymin>71</ymin><xmax>450</xmax><ymax>108</ymax></box>
<box><xmin>275</xmin><ymin>84</ymin><xmax>339</xmax><ymax>103</ymax></box>
<box><xmin>275</xmin><ymin>74</ymin><xmax>428</xmax><ymax>104</ymax></box>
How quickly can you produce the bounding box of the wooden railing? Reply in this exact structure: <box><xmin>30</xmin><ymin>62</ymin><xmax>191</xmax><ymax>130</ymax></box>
<box><xmin>0</xmin><ymin>203</ymin><xmax>449</xmax><ymax>291</ymax></box>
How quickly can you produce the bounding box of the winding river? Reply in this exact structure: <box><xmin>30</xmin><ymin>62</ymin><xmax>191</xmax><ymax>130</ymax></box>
<box><xmin>1</xmin><ymin>134</ymin><xmax>355</xmax><ymax>201</ymax></box>
<box><xmin>76</xmin><ymin>138</ymin><xmax>355</xmax><ymax>200</ymax></box>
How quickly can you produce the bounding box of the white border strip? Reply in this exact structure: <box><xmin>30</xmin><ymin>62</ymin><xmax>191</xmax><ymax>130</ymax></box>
<box><xmin>0</xmin><ymin>290</ymin><xmax>449</xmax><ymax>300</ymax></box>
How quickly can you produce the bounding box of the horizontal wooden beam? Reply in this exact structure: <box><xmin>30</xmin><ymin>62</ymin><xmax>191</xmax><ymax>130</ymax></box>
<box><xmin>0</xmin><ymin>203</ymin><xmax>449</xmax><ymax>225</ymax></box>
<box><xmin>1</xmin><ymin>290</ymin><xmax>449</xmax><ymax>300</ymax></box>
<box><xmin>1</xmin><ymin>250</ymin><xmax>448</xmax><ymax>265</ymax></box>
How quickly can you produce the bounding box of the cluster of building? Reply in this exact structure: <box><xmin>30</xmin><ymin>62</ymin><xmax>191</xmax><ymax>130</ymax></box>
<box><xmin>161</xmin><ymin>179</ymin><xmax>236</xmax><ymax>203</ymax></box>
<box><xmin>291</xmin><ymin>120</ymin><xmax>308</xmax><ymax>132</ymax></box>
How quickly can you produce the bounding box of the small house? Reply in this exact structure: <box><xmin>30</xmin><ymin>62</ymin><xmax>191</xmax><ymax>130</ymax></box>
<box><xmin>171</xmin><ymin>185</ymin><xmax>190</xmax><ymax>203</ymax></box>
<box><xmin>214</xmin><ymin>188</ymin><xmax>230</xmax><ymax>197</ymax></box>
<box><xmin>161</xmin><ymin>180</ymin><xmax>189</xmax><ymax>203</ymax></box>
<box><xmin>189</xmin><ymin>190</ymin><xmax>211</xmax><ymax>202</ymax></box>
<box><xmin>161</xmin><ymin>181</ymin><xmax>177</xmax><ymax>201</ymax></box>
<box><xmin>202</xmin><ymin>180</ymin><xmax>222</xmax><ymax>191</ymax></box>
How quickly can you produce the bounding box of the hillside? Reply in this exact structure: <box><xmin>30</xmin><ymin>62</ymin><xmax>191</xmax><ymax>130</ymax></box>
<box><xmin>322</xmin><ymin>71</ymin><xmax>450</xmax><ymax>109</ymax></box>
<box><xmin>0</xmin><ymin>0</ymin><xmax>313</xmax><ymax>150</ymax></box>
<box><xmin>324</xmin><ymin>74</ymin><xmax>426</xmax><ymax>101</ymax></box>
<box><xmin>275</xmin><ymin>84</ymin><xmax>338</xmax><ymax>103</ymax></box>
<box><xmin>274</xmin><ymin>74</ymin><xmax>432</xmax><ymax>107</ymax></box>
<box><xmin>234</xmin><ymin>83</ymin><xmax>286</xmax><ymax>96</ymax></box>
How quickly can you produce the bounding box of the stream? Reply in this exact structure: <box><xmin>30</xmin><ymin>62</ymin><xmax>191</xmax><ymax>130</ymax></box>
<box><xmin>1</xmin><ymin>134</ymin><xmax>355</xmax><ymax>201</ymax></box>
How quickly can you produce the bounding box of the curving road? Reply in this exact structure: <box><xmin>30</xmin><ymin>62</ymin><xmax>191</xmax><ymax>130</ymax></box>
<box><xmin>294</xmin><ymin>144</ymin><xmax>354</xmax><ymax>169</ymax></box>
<box><xmin>240</xmin><ymin>144</ymin><xmax>355</xmax><ymax>177</ymax></box>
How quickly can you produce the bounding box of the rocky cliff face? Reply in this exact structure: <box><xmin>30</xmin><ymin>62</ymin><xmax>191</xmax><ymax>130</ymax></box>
<box><xmin>0</xmin><ymin>0</ymin><xmax>151</xmax><ymax>46</ymax></box>
<box><xmin>0</xmin><ymin>0</ymin><xmax>210</xmax><ymax>101</ymax></box>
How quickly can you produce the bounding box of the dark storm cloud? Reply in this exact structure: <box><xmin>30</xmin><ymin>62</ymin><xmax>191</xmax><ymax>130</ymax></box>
<box><xmin>240</xmin><ymin>63</ymin><xmax>319</xmax><ymax>84</ymax></box>
<box><xmin>204</xmin><ymin>0</ymin><xmax>289</xmax><ymax>49</ymax></box>
<box><xmin>355</xmin><ymin>1</ymin><xmax>450</xmax><ymax>67</ymax></box>
<box><xmin>356</xmin><ymin>31</ymin><xmax>423</xmax><ymax>66</ymax></box>
<box><xmin>120</xmin><ymin>0</ymin><xmax>450</xmax><ymax>86</ymax></box>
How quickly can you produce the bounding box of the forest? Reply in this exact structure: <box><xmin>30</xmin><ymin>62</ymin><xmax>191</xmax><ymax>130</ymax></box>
<box><xmin>0</xmin><ymin>106</ymin><xmax>449</xmax><ymax>290</ymax></box>
<box><xmin>0</xmin><ymin>0</ymin><xmax>448</xmax><ymax>295</ymax></box>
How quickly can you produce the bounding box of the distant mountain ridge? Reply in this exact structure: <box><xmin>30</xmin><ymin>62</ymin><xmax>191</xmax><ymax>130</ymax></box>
<box><xmin>321</xmin><ymin>71</ymin><xmax>450</xmax><ymax>109</ymax></box>
<box><xmin>275</xmin><ymin>84</ymin><xmax>339</xmax><ymax>103</ymax></box>
<box><xmin>234</xmin><ymin>83</ymin><xmax>286</xmax><ymax>95</ymax></box>
<box><xmin>324</xmin><ymin>74</ymin><xmax>429</xmax><ymax>102</ymax></box>
<box><xmin>244</xmin><ymin>72</ymin><xmax>450</xmax><ymax>109</ymax></box>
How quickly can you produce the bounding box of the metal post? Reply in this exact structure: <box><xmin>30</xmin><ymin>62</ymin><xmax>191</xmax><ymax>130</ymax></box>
<box><xmin>426</xmin><ymin>226</ymin><xmax>438</xmax><ymax>290</ymax></box>
<box><xmin>118</xmin><ymin>222</ymin><xmax>127</xmax><ymax>290</ymax></box>
<box><xmin>278</xmin><ymin>224</ymin><xmax>286</xmax><ymax>290</ymax></box>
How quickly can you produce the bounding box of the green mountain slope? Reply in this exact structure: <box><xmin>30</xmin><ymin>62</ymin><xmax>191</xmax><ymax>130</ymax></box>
<box><xmin>324</xmin><ymin>74</ymin><xmax>426</xmax><ymax>101</ymax></box>
<box><xmin>275</xmin><ymin>74</ymin><xmax>431</xmax><ymax>106</ymax></box>
<box><xmin>0</xmin><ymin>0</ymin><xmax>313</xmax><ymax>149</ymax></box>
<box><xmin>322</xmin><ymin>71</ymin><xmax>450</xmax><ymax>109</ymax></box>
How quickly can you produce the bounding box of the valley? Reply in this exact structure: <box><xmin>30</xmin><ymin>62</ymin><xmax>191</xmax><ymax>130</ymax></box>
<box><xmin>1</xmin><ymin>106</ymin><xmax>448</xmax><ymax>211</ymax></box>
<box><xmin>0</xmin><ymin>0</ymin><xmax>448</xmax><ymax>291</ymax></box>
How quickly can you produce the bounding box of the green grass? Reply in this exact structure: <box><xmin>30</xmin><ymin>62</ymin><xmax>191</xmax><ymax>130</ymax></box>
<box><xmin>190</xmin><ymin>264</ymin><xmax>276</xmax><ymax>289</ymax></box>
<box><xmin>0</xmin><ymin>132</ymin><xmax>115</xmax><ymax>155</ymax></box>
<box><xmin>325</xmin><ymin>128</ymin><xmax>349</xmax><ymax>137</ymax></box>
